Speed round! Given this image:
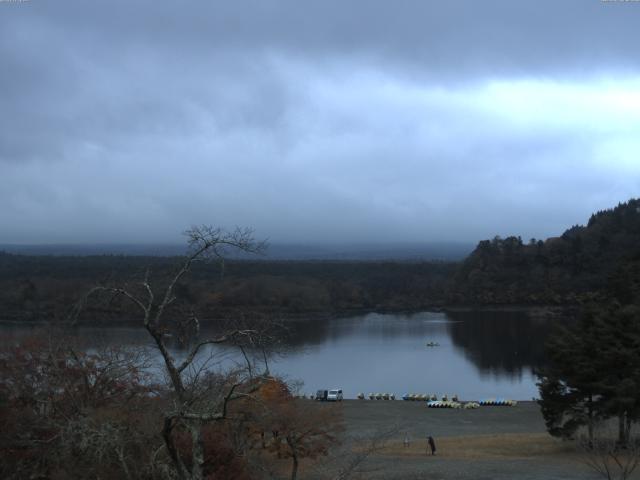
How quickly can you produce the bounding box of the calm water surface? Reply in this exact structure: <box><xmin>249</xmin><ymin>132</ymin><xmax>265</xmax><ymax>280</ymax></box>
<box><xmin>1</xmin><ymin>310</ymin><xmax>556</xmax><ymax>400</ymax></box>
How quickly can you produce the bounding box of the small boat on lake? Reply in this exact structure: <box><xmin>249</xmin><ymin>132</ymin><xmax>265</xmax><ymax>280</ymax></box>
<box><xmin>425</xmin><ymin>341</ymin><xmax>440</xmax><ymax>347</ymax></box>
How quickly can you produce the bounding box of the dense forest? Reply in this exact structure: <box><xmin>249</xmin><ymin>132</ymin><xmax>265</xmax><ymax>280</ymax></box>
<box><xmin>1</xmin><ymin>198</ymin><xmax>639</xmax><ymax>324</ymax></box>
<box><xmin>0</xmin><ymin>254</ymin><xmax>455</xmax><ymax>323</ymax></box>
<box><xmin>450</xmin><ymin>198</ymin><xmax>640</xmax><ymax>305</ymax></box>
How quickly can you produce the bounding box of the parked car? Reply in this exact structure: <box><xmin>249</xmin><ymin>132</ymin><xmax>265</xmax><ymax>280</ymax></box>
<box><xmin>327</xmin><ymin>389</ymin><xmax>343</xmax><ymax>401</ymax></box>
<box><xmin>316</xmin><ymin>389</ymin><xmax>328</xmax><ymax>401</ymax></box>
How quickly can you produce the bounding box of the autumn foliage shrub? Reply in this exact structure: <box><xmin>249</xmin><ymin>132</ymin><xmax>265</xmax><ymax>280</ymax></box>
<box><xmin>0</xmin><ymin>333</ymin><xmax>163</xmax><ymax>479</ymax></box>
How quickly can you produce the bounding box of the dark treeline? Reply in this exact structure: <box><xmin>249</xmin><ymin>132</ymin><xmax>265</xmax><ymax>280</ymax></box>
<box><xmin>0</xmin><ymin>254</ymin><xmax>455</xmax><ymax>323</ymax></box>
<box><xmin>450</xmin><ymin>198</ymin><xmax>640</xmax><ymax>305</ymax></box>
<box><xmin>2</xmin><ymin>198</ymin><xmax>640</xmax><ymax>324</ymax></box>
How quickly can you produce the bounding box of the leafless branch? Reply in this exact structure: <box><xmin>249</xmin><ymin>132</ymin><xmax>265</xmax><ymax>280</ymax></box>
<box><xmin>579</xmin><ymin>436</ymin><xmax>640</xmax><ymax>480</ymax></box>
<box><xmin>326</xmin><ymin>426</ymin><xmax>401</xmax><ymax>480</ymax></box>
<box><xmin>69</xmin><ymin>225</ymin><xmax>271</xmax><ymax>480</ymax></box>
<box><xmin>176</xmin><ymin>329</ymin><xmax>256</xmax><ymax>374</ymax></box>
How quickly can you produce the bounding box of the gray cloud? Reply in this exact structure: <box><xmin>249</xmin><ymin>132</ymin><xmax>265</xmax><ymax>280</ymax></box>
<box><xmin>1</xmin><ymin>1</ymin><xmax>639</xmax><ymax>244</ymax></box>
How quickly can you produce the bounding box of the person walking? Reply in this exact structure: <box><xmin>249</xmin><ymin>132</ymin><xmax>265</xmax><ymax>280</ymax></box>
<box><xmin>427</xmin><ymin>435</ymin><xmax>436</xmax><ymax>455</ymax></box>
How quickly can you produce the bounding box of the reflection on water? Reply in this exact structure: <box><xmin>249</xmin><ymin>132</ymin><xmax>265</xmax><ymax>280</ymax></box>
<box><xmin>0</xmin><ymin>310</ymin><xmax>560</xmax><ymax>400</ymax></box>
<box><xmin>446</xmin><ymin>310</ymin><xmax>551</xmax><ymax>379</ymax></box>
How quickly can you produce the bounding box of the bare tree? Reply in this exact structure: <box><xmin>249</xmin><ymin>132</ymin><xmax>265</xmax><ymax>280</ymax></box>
<box><xmin>73</xmin><ymin>225</ymin><xmax>271</xmax><ymax>480</ymax></box>
<box><xmin>0</xmin><ymin>333</ymin><xmax>160</xmax><ymax>479</ymax></box>
<box><xmin>579</xmin><ymin>436</ymin><xmax>640</xmax><ymax>480</ymax></box>
<box><xmin>330</xmin><ymin>426</ymin><xmax>400</xmax><ymax>480</ymax></box>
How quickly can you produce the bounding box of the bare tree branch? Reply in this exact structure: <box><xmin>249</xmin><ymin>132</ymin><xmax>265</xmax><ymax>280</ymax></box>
<box><xmin>70</xmin><ymin>225</ymin><xmax>271</xmax><ymax>480</ymax></box>
<box><xmin>579</xmin><ymin>436</ymin><xmax>640</xmax><ymax>480</ymax></box>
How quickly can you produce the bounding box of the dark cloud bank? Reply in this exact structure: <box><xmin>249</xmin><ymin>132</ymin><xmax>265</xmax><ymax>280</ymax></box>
<box><xmin>1</xmin><ymin>1</ymin><xmax>639</xmax><ymax>247</ymax></box>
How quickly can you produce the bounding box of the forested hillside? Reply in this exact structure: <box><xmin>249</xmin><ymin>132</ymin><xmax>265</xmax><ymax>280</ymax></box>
<box><xmin>2</xmin><ymin>199</ymin><xmax>639</xmax><ymax>323</ymax></box>
<box><xmin>449</xmin><ymin>199</ymin><xmax>640</xmax><ymax>305</ymax></box>
<box><xmin>0</xmin><ymin>254</ymin><xmax>455</xmax><ymax>323</ymax></box>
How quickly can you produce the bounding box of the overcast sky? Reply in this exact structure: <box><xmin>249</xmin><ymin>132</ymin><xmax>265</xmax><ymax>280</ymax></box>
<box><xmin>1</xmin><ymin>0</ymin><xmax>639</xmax><ymax>245</ymax></box>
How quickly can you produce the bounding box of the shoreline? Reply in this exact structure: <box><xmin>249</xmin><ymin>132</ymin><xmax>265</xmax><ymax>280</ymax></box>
<box><xmin>0</xmin><ymin>304</ymin><xmax>572</xmax><ymax>327</ymax></box>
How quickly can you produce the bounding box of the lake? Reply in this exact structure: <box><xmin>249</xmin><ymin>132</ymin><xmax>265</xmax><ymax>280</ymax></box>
<box><xmin>0</xmin><ymin>310</ymin><xmax>557</xmax><ymax>400</ymax></box>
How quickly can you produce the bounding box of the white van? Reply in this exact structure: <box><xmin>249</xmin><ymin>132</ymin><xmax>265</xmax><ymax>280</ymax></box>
<box><xmin>327</xmin><ymin>389</ymin><xmax>343</xmax><ymax>401</ymax></box>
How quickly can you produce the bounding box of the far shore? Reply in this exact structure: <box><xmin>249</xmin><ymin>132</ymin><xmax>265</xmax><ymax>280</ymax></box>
<box><xmin>0</xmin><ymin>303</ymin><xmax>573</xmax><ymax>327</ymax></box>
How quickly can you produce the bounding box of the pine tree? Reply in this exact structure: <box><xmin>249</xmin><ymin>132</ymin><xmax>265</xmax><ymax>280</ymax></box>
<box><xmin>537</xmin><ymin>303</ymin><xmax>640</xmax><ymax>445</ymax></box>
<box><xmin>590</xmin><ymin>304</ymin><xmax>640</xmax><ymax>444</ymax></box>
<box><xmin>537</xmin><ymin>313</ymin><xmax>603</xmax><ymax>442</ymax></box>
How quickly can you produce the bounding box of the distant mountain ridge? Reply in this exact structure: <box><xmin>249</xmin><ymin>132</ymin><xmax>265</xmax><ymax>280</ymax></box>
<box><xmin>449</xmin><ymin>198</ymin><xmax>640</xmax><ymax>305</ymax></box>
<box><xmin>0</xmin><ymin>242</ymin><xmax>473</xmax><ymax>262</ymax></box>
<box><xmin>2</xmin><ymin>200</ymin><xmax>638</xmax><ymax>323</ymax></box>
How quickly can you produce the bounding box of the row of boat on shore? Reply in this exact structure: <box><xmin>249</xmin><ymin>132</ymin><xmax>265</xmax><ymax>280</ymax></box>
<box><xmin>360</xmin><ymin>393</ymin><xmax>517</xmax><ymax>408</ymax></box>
<box><xmin>396</xmin><ymin>393</ymin><xmax>458</xmax><ymax>401</ymax></box>
<box><xmin>295</xmin><ymin>392</ymin><xmax>517</xmax><ymax>407</ymax></box>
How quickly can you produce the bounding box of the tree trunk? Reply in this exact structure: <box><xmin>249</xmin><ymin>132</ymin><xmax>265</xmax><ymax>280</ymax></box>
<box><xmin>618</xmin><ymin>412</ymin><xmax>628</xmax><ymax>446</ymax></box>
<box><xmin>287</xmin><ymin>436</ymin><xmax>299</xmax><ymax>480</ymax></box>
<box><xmin>163</xmin><ymin>417</ymin><xmax>189</xmax><ymax>480</ymax></box>
<box><xmin>587</xmin><ymin>394</ymin><xmax>594</xmax><ymax>446</ymax></box>
<box><xmin>147</xmin><ymin>325</ymin><xmax>185</xmax><ymax>396</ymax></box>
<box><xmin>290</xmin><ymin>453</ymin><xmax>299</xmax><ymax>480</ymax></box>
<box><xmin>239</xmin><ymin>345</ymin><xmax>253</xmax><ymax>378</ymax></box>
<box><xmin>626</xmin><ymin>414</ymin><xmax>632</xmax><ymax>445</ymax></box>
<box><xmin>189</xmin><ymin>422</ymin><xmax>205</xmax><ymax>480</ymax></box>
<box><xmin>117</xmin><ymin>446</ymin><xmax>132</xmax><ymax>480</ymax></box>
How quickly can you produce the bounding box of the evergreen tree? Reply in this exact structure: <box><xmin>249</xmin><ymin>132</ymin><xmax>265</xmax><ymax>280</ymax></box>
<box><xmin>590</xmin><ymin>304</ymin><xmax>640</xmax><ymax>444</ymax></box>
<box><xmin>537</xmin><ymin>312</ymin><xmax>604</xmax><ymax>442</ymax></box>
<box><xmin>537</xmin><ymin>303</ymin><xmax>640</xmax><ymax>444</ymax></box>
